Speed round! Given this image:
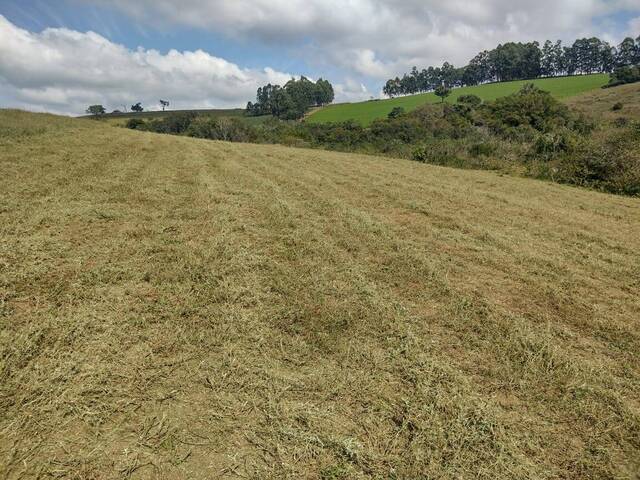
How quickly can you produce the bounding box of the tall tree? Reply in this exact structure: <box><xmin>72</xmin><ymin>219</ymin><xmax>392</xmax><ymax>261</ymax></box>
<box><xmin>86</xmin><ymin>105</ymin><xmax>106</xmax><ymax>115</ymax></box>
<box><xmin>434</xmin><ymin>85</ymin><xmax>451</xmax><ymax>103</ymax></box>
<box><xmin>617</xmin><ymin>37</ymin><xmax>637</xmax><ymax>66</ymax></box>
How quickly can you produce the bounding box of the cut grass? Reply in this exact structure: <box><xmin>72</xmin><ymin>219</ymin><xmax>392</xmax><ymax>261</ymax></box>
<box><xmin>308</xmin><ymin>74</ymin><xmax>609</xmax><ymax>126</ymax></box>
<box><xmin>1</xmin><ymin>109</ymin><xmax>639</xmax><ymax>479</ymax></box>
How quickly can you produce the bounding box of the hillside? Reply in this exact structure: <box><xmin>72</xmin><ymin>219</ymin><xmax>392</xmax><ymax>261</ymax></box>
<box><xmin>308</xmin><ymin>74</ymin><xmax>608</xmax><ymax>126</ymax></box>
<box><xmin>1</xmin><ymin>110</ymin><xmax>639</xmax><ymax>479</ymax></box>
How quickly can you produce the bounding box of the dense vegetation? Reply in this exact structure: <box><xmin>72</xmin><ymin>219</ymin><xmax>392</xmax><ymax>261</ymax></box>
<box><xmin>606</xmin><ymin>64</ymin><xmax>640</xmax><ymax>87</ymax></box>
<box><xmin>246</xmin><ymin>77</ymin><xmax>334</xmax><ymax>120</ymax></box>
<box><xmin>384</xmin><ymin>35</ymin><xmax>640</xmax><ymax>96</ymax></box>
<box><xmin>127</xmin><ymin>84</ymin><xmax>639</xmax><ymax>196</ymax></box>
<box><xmin>308</xmin><ymin>74</ymin><xmax>608</xmax><ymax>126</ymax></box>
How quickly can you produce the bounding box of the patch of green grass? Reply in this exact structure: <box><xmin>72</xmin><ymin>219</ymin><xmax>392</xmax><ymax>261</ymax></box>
<box><xmin>308</xmin><ymin>74</ymin><xmax>609</xmax><ymax>126</ymax></box>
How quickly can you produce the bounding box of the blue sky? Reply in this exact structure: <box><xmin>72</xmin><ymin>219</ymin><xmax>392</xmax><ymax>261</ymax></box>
<box><xmin>0</xmin><ymin>0</ymin><xmax>638</xmax><ymax>114</ymax></box>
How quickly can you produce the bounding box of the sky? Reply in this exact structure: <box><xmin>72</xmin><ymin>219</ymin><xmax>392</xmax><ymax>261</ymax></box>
<box><xmin>0</xmin><ymin>0</ymin><xmax>639</xmax><ymax>115</ymax></box>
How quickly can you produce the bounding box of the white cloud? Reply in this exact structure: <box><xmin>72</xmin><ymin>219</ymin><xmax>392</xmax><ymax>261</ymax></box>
<box><xmin>0</xmin><ymin>15</ymin><xmax>293</xmax><ymax>115</ymax></box>
<box><xmin>88</xmin><ymin>0</ymin><xmax>640</xmax><ymax>79</ymax></box>
<box><xmin>334</xmin><ymin>79</ymin><xmax>372</xmax><ymax>103</ymax></box>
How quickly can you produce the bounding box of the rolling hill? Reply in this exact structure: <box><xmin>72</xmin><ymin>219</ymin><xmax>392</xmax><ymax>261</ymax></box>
<box><xmin>308</xmin><ymin>73</ymin><xmax>609</xmax><ymax>126</ymax></box>
<box><xmin>1</xmin><ymin>108</ymin><xmax>639</xmax><ymax>479</ymax></box>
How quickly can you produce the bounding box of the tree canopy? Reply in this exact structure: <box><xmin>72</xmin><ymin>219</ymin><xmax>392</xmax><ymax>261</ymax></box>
<box><xmin>86</xmin><ymin>105</ymin><xmax>106</xmax><ymax>115</ymax></box>
<box><xmin>247</xmin><ymin>77</ymin><xmax>335</xmax><ymax>120</ymax></box>
<box><xmin>384</xmin><ymin>35</ymin><xmax>640</xmax><ymax>97</ymax></box>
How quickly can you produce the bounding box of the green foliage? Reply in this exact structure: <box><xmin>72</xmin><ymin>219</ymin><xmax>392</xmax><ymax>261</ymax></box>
<box><xmin>469</xmin><ymin>142</ymin><xmax>497</xmax><ymax>157</ymax></box>
<box><xmin>434</xmin><ymin>85</ymin><xmax>451</xmax><ymax>102</ymax></box>
<box><xmin>248</xmin><ymin>77</ymin><xmax>335</xmax><ymax>120</ymax></box>
<box><xmin>310</xmin><ymin>74</ymin><xmax>608</xmax><ymax>126</ymax></box>
<box><xmin>125</xmin><ymin>118</ymin><xmax>146</xmax><ymax>130</ymax></box>
<box><xmin>457</xmin><ymin>94</ymin><xmax>482</xmax><ymax>107</ymax></box>
<box><xmin>130</xmin><ymin>102</ymin><xmax>144</xmax><ymax>112</ymax></box>
<box><xmin>530</xmin><ymin>130</ymin><xmax>578</xmax><ymax>161</ymax></box>
<box><xmin>186</xmin><ymin>116</ymin><xmax>253</xmax><ymax>142</ymax></box>
<box><xmin>606</xmin><ymin>65</ymin><xmax>640</xmax><ymax>88</ymax></box>
<box><xmin>86</xmin><ymin>105</ymin><xmax>106</xmax><ymax>115</ymax></box>
<box><xmin>145</xmin><ymin>112</ymin><xmax>196</xmax><ymax>134</ymax></box>
<box><xmin>555</xmin><ymin>123</ymin><xmax>640</xmax><ymax>195</ymax></box>
<box><xmin>387</xmin><ymin>107</ymin><xmax>405</xmax><ymax>119</ymax></box>
<box><xmin>383</xmin><ymin>35</ymin><xmax>625</xmax><ymax>98</ymax></box>
<box><xmin>484</xmin><ymin>84</ymin><xmax>577</xmax><ymax>139</ymax></box>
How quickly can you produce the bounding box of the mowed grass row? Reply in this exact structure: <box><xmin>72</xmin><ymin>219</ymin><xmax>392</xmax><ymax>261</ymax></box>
<box><xmin>308</xmin><ymin>73</ymin><xmax>609</xmax><ymax>126</ymax></box>
<box><xmin>1</xmin><ymin>110</ymin><xmax>639</xmax><ymax>479</ymax></box>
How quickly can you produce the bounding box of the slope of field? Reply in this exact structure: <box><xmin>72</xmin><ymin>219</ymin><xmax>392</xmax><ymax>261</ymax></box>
<box><xmin>1</xmin><ymin>110</ymin><xmax>639</xmax><ymax>479</ymax></box>
<box><xmin>566</xmin><ymin>80</ymin><xmax>640</xmax><ymax>119</ymax></box>
<box><xmin>308</xmin><ymin>74</ymin><xmax>608</xmax><ymax>126</ymax></box>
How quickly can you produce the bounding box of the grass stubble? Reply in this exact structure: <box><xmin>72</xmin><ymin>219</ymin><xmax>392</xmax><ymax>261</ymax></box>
<box><xmin>0</xmin><ymin>109</ymin><xmax>639</xmax><ymax>479</ymax></box>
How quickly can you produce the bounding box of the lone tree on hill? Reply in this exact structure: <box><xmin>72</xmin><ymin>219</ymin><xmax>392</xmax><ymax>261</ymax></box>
<box><xmin>86</xmin><ymin>105</ymin><xmax>106</xmax><ymax>116</ymax></box>
<box><xmin>159</xmin><ymin>100</ymin><xmax>170</xmax><ymax>111</ymax></box>
<box><xmin>131</xmin><ymin>102</ymin><xmax>144</xmax><ymax>112</ymax></box>
<box><xmin>434</xmin><ymin>85</ymin><xmax>451</xmax><ymax>103</ymax></box>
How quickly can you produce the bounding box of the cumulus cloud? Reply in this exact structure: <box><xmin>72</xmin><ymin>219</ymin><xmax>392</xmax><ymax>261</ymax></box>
<box><xmin>0</xmin><ymin>15</ymin><xmax>293</xmax><ymax>115</ymax></box>
<box><xmin>89</xmin><ymin>0</ymin><xmax>640</xmax><ymax>79</ymax></box>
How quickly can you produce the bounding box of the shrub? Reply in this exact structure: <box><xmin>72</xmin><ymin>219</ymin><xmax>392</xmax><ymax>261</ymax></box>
<box><xmin>484</xmin><ymin>84</ymin><xmax>574</xmax><ymax>140</ymax></box>
<box><xmin>412</xmin><ymin>140</ymin><xmax>460</xmax><ymax>166</ymax></box>
<box><xmin>186</xmin><ymin>117</ymin><xmax>253</xmax><ymax>142</ymax></box>
<box><xmin>387</xmin><ymin>107</ymin><xmax>405</xmax><ymax>119</ymax></box>
<box><xmin>530</xmin><ymin>130</ymin><xmax>578</xmax><ymax>161</ymax></box>
<box><xmin>146</xmin><ymin>112</ymin><xmax>197</xmax><ymax>135</ymax></box>
<box><xmin>457</xmin><ymin>94</ymin><xmax>482</xmax><ymax>107</ymax></box>
<box><xmin>605</xmin><ymin>65</ymin><xmax>640</xmax><ymax>88</ymax></box>
<box><xmin>469</xmin><ymin>142</ymin><xmax>497</xmax><ymax>157</ymax></box>
<box><xmin>555</xmin><ymin>125</ymin><xmax>640</xmax><ymax>195</ymax></box>
<box><xmin>126</xmin><ymin>118</ymin><xmax>146</xmax><ymax>130</ymax></box>
<box><xmin>612</xmin><ymin>102</ymin><xmax>624</xmax><ymax>111</ymax></box>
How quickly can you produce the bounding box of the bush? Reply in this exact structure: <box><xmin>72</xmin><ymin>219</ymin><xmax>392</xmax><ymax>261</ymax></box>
<box><xmin>484</xmin><ymin>84</ymin><xmax>575</xmax><ymax>140</ymax></box>
<box><xmin>186</xmin><ymin>117</ymin><xmax>253</xmax><ymax>142</ymax></box>
<box><xmin>469</xmin><ymin>142</ymin><xmax>496</xmax><ymax>157</ymax></box>
<box><xmin>125</xmin><ymin>118</ymin><xmax>146</xmax><ymax>130</ymax></box>
<box><xmin>555</xmin><ymin>125</ymin><xmax>640</xmax><ymax>195</ymax></box>
<box><xmin>605</xmin><ymin>65</ymin><xmax>640</xmax><ymax>88</ymax></box>
<box><xmin>412</xmin><ymin>140</ymin><xmax>460</xmax><ymax>166</ymax></box>
<box><xmin>388</xmin><ymin>107</ymin><xmax>405</xmax><ymax>119</ymax></box>
<box><xmin>146</xmin><ymin>112</ymin><xmax>197</xmax><ymax>135</ymax></box>
<box><xmin>612</xmin><ymin>102</ymin><xmax>624</xmax><ymax>111</ymax></box>
<box><xmin>530</xmin><ymin>130</ymin><xmax>578</xmax><ymax>161</ymax></box>
<box><xmin>457</xmin><ymin>94</ymin><xmax>482</xmax><ymax>107</ymax></box>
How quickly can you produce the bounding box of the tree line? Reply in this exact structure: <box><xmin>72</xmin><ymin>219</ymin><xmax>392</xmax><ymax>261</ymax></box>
<box><xmin>384</xmin><ymin>36</ymin><xmax>640</xmax><ymax>97</ymax></box>
<box><xmin>246</xmin><ymin>77</ymin><xmax>334</xmax><ymax>120</ymax></box>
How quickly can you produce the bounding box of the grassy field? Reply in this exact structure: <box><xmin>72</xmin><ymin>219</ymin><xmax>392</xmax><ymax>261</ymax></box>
<box><xmin>308</xmin><ymin>74</ymin><xmax>609</xmax><ymax>126</ymax></box>
<box><xmin>1</xmin><ymin>109</ymin><xmax>639</xmax><ymax>479</ymax></box>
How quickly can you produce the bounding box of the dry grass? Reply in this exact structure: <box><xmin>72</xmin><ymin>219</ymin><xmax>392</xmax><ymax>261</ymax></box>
<box><xmin>1</xmin><ymin>109</ymin><xmax>639</xmax><ymax>479</ymax></box>
<box><xmin>566</xmin><ymin>82</ymin><xmax>640</xmax><ymax>121</ymax></box>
